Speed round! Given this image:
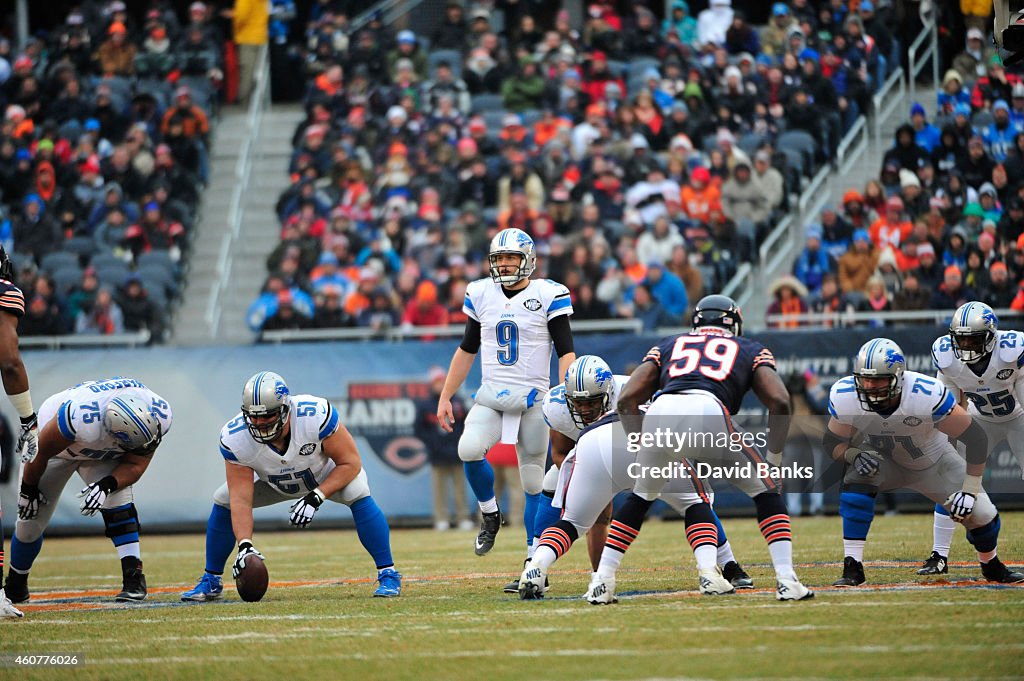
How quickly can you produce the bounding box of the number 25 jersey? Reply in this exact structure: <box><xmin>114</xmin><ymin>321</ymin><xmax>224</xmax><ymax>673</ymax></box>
<box><xmin>932</xmin><ymin>329</ymin><xmax>1024</xmax><ymax>423</ymax></box>
<box><xmin>642</xmin><ymin>330</ymin><xmax>776</xmax><ymax>415</ymax></box>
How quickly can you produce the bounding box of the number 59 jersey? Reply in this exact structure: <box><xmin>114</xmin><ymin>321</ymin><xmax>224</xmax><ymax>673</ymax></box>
<box><xmin>828</xmin><ymin>371</ymin><xmax>957</xmax><ymax>470</ymax></box>
<box><xmin>641</xmin><ymin>330</ymin><xmax>776</xmax><ymax>415</ymax></box>
<box><xmin>932</xmin><ymin>330</ymin><xmax>1024</xmax><ymax>423</ymax></box>
<box><xmin>39</xmin><ymin>377</ymin><xmax>173</xmax><ymax>462</ymax></box>
<box><xmin>219</xmin><ymin>394</ymin><xmax>341</xmax><ymax>488</ymax></box>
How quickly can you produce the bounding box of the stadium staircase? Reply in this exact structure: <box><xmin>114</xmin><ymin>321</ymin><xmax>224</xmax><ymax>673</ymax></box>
<box><xmin>173</xmin><ymin>49</ymin><xmax>304</xmax><ymax>345</ymax></box>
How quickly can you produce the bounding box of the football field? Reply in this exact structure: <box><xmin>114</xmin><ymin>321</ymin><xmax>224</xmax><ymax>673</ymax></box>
<box><xmin>3</xmin><ymin>511</ymin><xmax>1024</xmax><ymax>681</ymax></box>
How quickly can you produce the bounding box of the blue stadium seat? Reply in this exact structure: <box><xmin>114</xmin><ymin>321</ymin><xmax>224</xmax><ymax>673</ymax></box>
<box><xmin>136</xmin><ymin>250</ymin><xmax>178</xmax><ymax>278</ymax></box>
<box><xmin>428</xmin><ymin>50</ymin><xmax>464</xmax><ymax>79</ymax></box>
<box><xmin>40</xmin><ymin>251</ymin><xmax>78</xmax><ymax>274</ymax></box>
<box><xmin>471</xmin><ymin>93</ymin><xmax>505</xmax><ymax>113</ymax></box>
<box><xmin>51</xmin><ymin>267</ymin><xmax>84</xmax><ymax>296</ymax></box>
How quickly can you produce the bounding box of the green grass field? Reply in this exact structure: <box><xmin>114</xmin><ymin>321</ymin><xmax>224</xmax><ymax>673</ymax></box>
<box><xmin>3</xmin><ymin>511</ymin><xmax>1024</xmax><ymax>681</ymax></box>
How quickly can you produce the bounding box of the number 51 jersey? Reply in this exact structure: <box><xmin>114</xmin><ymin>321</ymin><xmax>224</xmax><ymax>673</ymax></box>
<box><xmin>219</xmin><ymin>394</ymin><xmax>341</xmax><ymax>488</ymax></box>
<box><xmin>642</xmin><ymin>330</ymin><xmax>776</xmax><ymax>415</ymax></box>
<box><xmin>932</xmin><ymin>329</ymin><xmax>1024</xmax><ymax>423</ymax></box>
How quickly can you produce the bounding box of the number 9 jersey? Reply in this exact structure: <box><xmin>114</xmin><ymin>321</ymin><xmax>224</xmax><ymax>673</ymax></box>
<box><xmin>642</xmin><ymin>330</ymin><xmax>776</xmax><ymax>415</ymax></box>
<box><xmin>933</xmin><ymin>329</ymin><xmax>1024</xmax><ymax>423</ymax></box>
<box><xmin>219</xmin><ymin>394</ymin><xmax>341</xmax><ymax>490</ymax></box>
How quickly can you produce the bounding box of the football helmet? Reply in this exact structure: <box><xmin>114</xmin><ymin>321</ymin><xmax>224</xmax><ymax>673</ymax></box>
<box><xmin>488</xmin><ymin>228</ymin><xmax>536</xmax><ymax>285</ymax></box>
<box><xmin>0</xmin><ymin>245</ymin><xmax>15</xmax><ymax>283</ymax></box>
<box><xmin>564</xmin><ymin>355</ymin><xmax>615</xmax><ymax>428</ymax></box>
<box><xmin>242</xmin><ymin>371</ymin><xmax>291</xmax><ymax>443</ymax></box>
<box><xmin>852</xmin><ymin>338</ymin><xmax>906</xmax><ymax>411</ymax></box>
<box><xmin>692</xmin><ymin>294</ymin><xmax>743</xmax><ymax>336</ymax></box>
<box><xmin>949</xmin><ymin>301</ymin><xmax>998</xmax><ymax>364</ymax></box>
<box><xmin>104</xmin><ymin>395</ymin><xmax>163</xmax><ymax>453</ymax></box>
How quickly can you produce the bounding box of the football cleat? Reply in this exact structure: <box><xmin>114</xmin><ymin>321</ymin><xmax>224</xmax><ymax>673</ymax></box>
<box><xmin>916</xmin><ymin>551</ymin><xmax>949</xmax><ymax>575</ymax></box>
<box><xmin>4</xmin><ymin>571</ymin><xmax>28</xmax><ymax>604</ymax></box>
<box><xmin>374</xmin><ymin>568</ymin><xmax>402</xmax><ymax>597</ymax></box>
<box><xmin>832</xmin><ymin>557</ymin><xmax>866</xmax><ymax>587</ymax></box>
<box><xmin>980</xmin><ymin>558</ymin><xmax>1024</xmax><ymax>584</ymax></box>
<box><xmin>504</xmin><ymin>558</ymin><xmax>550</xmax><ymax>593</ymax></box>
<box><xmin>0</xmin><ymin>589</ymin><xmax>23</xmax><ymax>618</ymax></box>
<box><xmin>776</xmin><ymin>577</ymin><xmax>814</xmax><ymax>601</ymax></box>
<box><xmin>518</xmin><ymin>563</ymin><xmax>547</xmax><ymax>600</ymax></box>
<box><xmin>585</xmin><ymin>573</ymin><xmax>617</xmax><ymax>605</ymax></box>
<box><xmin>474</xmin><ymin>509</ymin><xmax>503</xmax><ymax>556</ymax></box>
<box><xmin>698</xmin><ymin>567</ymin><xmax>736</xmax><ymax>595</ymax></box>
<box><xmin>116</xmin><ymin>560</ymin><xmax>147</xmax><ymax>602</ymax></box>
<box><xmin>181</xmin><ymin>572</ymin><xmax>224</xmax><ymax>602</ymax></box>
<box><xmin>721</xmin><ymin>560</ymin><xmax>754</xmax><ymax>589</ymax></box>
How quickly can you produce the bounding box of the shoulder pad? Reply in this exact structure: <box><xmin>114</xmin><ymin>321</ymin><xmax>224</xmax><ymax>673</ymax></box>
<box><xmin>931</xmin><ymin>335</ymin><xmax>955</xmax><ymax>370</ymax></box>
<box><xmin>997</xmin><ymin>330</ymin><xmax>1024</xmax><ymax>364</ymax></box>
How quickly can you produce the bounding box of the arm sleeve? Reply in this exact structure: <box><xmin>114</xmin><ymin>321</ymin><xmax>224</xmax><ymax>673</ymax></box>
<box><xmin>460</xmin><ymin>317</ymin><xmax>481</xmax><ymax>353</ymax></box>
<box><xmin>547</xmin><ymin>314</ymin><xmax>574</xmax><ymax>357</ymax></box>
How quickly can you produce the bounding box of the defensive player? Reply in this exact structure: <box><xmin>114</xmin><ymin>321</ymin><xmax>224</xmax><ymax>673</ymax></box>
<box><xmin>509</xmin><ymin>355</ymin><xmax>752</xmax><ymax>593</ymax></box>
<box><xmin>519</xmin><ymin>356</ymin><xmax>746</xmax><ymax>599</ymax></box>
<box><xmin>827</xmin><ymin>338</ymin><xmax>1024</xmax><ymax>586</ymax></box>
<box><xmin>0</xmin><ymin>246</ymin><xmax>37</xmax><ymax>617</ymax></box>
<box><xmin>9</xmin><ymin>378</ymin><xmax>171</xmax><ymax>602</ymax></box>
<box><xmin>436</xmin><ymin>228</ymin><xmax>575</xmax><ymax>565</ymax></box>
<box><xmin>586</xmin><ymin>295</ymin><xmax>813</xmax><ymax>603</ymax></box>
<box><xmin>917</xmin><ymin>303</ymin><xmax>1024</xmax><ymax>575</ymax></box>
<box><xmin>182</xmin><ymin>371</ymin><xmax>400</xmax><ymax>601</ymax></box>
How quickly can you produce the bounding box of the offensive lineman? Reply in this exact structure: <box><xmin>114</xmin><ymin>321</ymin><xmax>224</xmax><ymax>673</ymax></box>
<box><xmin>585</xmin><ymin>295</ymin><xmax>813</xmax><ymax>603</ymax></box>
<box><xmin>827</xmin><ymin>338</ymin><xmax>1024</xmax><ymax>586</ymax></box>
<box><xmin>182</xmin><ymin>371</ymin><xmax>400</xmax><ymax>600</ymax></box>
<box><xmin>9</xmin><ymin>378</ymin><xmax>171</xmax><ymax>602</ymax></box>
<box><xmin>436</xmin><ymin>228</ymin><xmax>575</xmax><ymax>569</ymax></box>
<box><xmin>519</xmin><ymin>356</ymin><xmax>747</xmax><ymax>598</ymax></box>
<box><xmin>916</xmin><ymin>302</ymin><xmax>1024</xmax><ymax>575</ymax></box>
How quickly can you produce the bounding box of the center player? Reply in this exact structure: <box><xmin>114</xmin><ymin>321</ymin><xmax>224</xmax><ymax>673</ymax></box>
<box><xmin>585</xmin><ymin>295</ymin><xmax>814</xmax><ymax>603</ymax></box>
<box><xmin>518</xmin><ymin>355</ymin><xmax>748</xmax><ymax>598</ymax></box>
<box><xmin>917</xmin><ymin>302</ymin><xmax>1024</xmax><ymax>575</ymax></box>
<box><xmin>436</xmin><ymin>228</ymin><xmax>575</xmax><ymax>571</ymax></box>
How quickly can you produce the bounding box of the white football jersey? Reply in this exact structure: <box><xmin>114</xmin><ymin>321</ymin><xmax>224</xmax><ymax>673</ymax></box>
<box><xmin>542</xmin><ymin>375</ymin><xmax>630</xmax><ymax>441</ymax></box>
<box><xmin>828</xmin><ymin>370</ymin><xmax>957</xmax><ymax>470</ymax></box>
<box><xmin>219</xmin><ymin>394</ymin><xmax>341</xmax><ymax>495</ymax></box>
<box><xmin>39</xmin><ymin>377</ymin><xmax>173</xmax><ymax>462</ymax></box>
<box><xmin>932</xmin><ymin>329</ymin><xmax>1024</xmax><ymax>423</ymax></box>
<box><xmin>463</xmin><ymin>277</ymin><xmax>573</xmax><ymax>391</ymax></box>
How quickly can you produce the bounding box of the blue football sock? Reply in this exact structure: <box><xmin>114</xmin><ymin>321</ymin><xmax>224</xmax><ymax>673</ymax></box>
<box><xmin>711</xmin><ymin>507</ymin><xmax>728</xmax><ymax>546</ymax></box>
<box><xmin>934</xmin><ymin>503</ymin><xmax>950</xmax><ymax>517</ymax></box>
<box><xmin>351</xmin><ymin>496</ymin><xmax>394</xmax><ymax>570</ymax></box>
<box><xmin>840</xmin><ymin>491</ymin><xmax>876</xmax><ymax>540</ymax></box>
<box><xmin>204</xmin><ymin>504</ymin><xmax>235</xmax><ymax>575</ymax></box>
<box><xmin>463</xmin><ymin>459</ymin><xmax>496</xmax><ymax>504</ymax></box>
<box><xmin>533</xmin><ymin>493</ymin><xmax>562</xmax><ymax>543</ymax></box>
<box><xmin>524</xmin><ymin>492</ymin><xmax>541</xmax><ymax>547</ymax></box>
<box><xmin>10</xmin><ymin>535</ymin><xmax>44</xmax><ymax>573</ymax></box>
<box><xmin>967</xmin><ymin>514</ymin><xmax>1001</xmax><ymax>554</ymax></box>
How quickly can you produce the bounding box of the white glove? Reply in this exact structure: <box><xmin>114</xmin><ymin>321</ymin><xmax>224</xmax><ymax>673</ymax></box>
<box><xmin>846</xmin><ymin>448</ymin><xmax>881</xmax><ymax>477</ymax></box>
<box><xmin>17</xmin><ymin>484</ymin><xmax>45</xmax><ymax>520</ymax></box>
<box><xmin>17</xmin><ymin>413</ymin><xmax>38</xmax><ymax>464</ymax></box>
<box><xmin>77</xmin><ymin>476</ymin><xmax>117</xmax><ymax>516</ymax></box>
<box><xmin>945</xmin><ymin>491</ymin><xmax>976</xmax><ymax>522</ymax></box>
<box><xmin>232</xmin><ymin>541</ymin><xmax>265</xmax><ymax>579</ymax></box>
<box><xmin>289</xmin><ymin>489</ymin><xmax>326</xmax><ymax>528</ymax></box>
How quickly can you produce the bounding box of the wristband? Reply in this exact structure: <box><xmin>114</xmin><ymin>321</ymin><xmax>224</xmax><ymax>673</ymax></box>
<box><xmin>766</xmin><ymin>451</ymin><xmax>783</xmax><ymax>468</ymax></box>
<box><xmin>310</xmin><ymin>488</ymin><xmax>326</xmax><ymax>507</ymax></box>
<box><xmin>238</xmin><ymin>539</ymin><xmax>254</xmax><ymax>550</ymax></box>
<box><xmin>9</xmin><ymin>390</ymin><xmax>34</xmax><ymax>419</ymax></box>
<box><xmin>962</xmin><ymin>474</ymin><xmax>983</xmax><ymax>495</ymax></box>
<box><xmin>97</xmin><ymin>475</ymin><xmax>118</xmax><ymax>494</ymax></box>
<box><xmin>844</xmin><ymin>448</ymin><xmax>862</xmax><ymax>464</ymax></box>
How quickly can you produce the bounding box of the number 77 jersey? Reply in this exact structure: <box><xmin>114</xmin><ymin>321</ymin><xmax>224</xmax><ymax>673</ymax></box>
<box><xmin>932</xmin><ymin>329</ymin><xmax>1024</xmax><ymax>423</ymax></box>
<box><xmin>642</xmin><ymin>330</ymin><xmax>777</xmax><ymax>415</ymax></box>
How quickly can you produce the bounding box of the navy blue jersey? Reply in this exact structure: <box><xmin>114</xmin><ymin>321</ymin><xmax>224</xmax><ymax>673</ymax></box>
<box><xmin>0</xmin><ymin>279</ymin><xmax>24</xmax><ymax>318</ymax></box>
<box><xmin>642</xmin><ymin>330</ymin><xmax>776</xmax><ymax>415</ymax></box>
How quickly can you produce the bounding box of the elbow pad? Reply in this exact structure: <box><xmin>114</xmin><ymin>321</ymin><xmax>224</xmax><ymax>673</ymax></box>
<box><xmin>958</xmin><ymin>420</ymin><xmax>990</xmax><ymax>466</ymax></box>
<box><xmin>822</xmin><ymin>429</ymin><xmax>849</xmax><ymax>460</ymax></box>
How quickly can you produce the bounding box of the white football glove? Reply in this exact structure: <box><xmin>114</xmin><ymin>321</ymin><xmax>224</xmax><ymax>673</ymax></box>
<box><xmin>846</xmin><ymin>448</ymin><xmax>881</xmax><ymax>477</ymax></box>
<box><xmin>232</xmin><ymin>541</ymin><xmax>265</xmax><ymax>579</ymax></box>
<box><xmin>17</xmin><ymin>483</ymin><xmax>46</xmax><ymax>520</ymax></box>
<box><xmin>945</xmin><ymin>491</ymin><xmax>976</xmax><ymax>522</ymax></box>
<box><xmin>289</xmin><ymin>489</ymin><xmax>326</xmax><ymax>528</ymax></box>
<box><xmin>77</xmin><ymin>476</ymin><xmax>118</xmax><ymax>516</ymax></box>
<box><xmin>17</xmin><ymin>413</ymin><xmax>38</xmax><ymax>464</ymax></box>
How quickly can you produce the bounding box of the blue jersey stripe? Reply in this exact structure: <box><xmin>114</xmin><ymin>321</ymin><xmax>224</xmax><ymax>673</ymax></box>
<box><xmin>57</xmin><ymin>401</ymin><xmax>76</xmax><ymax>440</ymax></box>
<box><xmin>548</xmin><ymin>297</ymin><xmax>572</xmax><ymax>313</ymax></box>
<box><xmin>219</xmin><ymin>442</ymin><xmax>238</xmax><ymax>462</ymax></box>
<box><xmin>827</xmin><ymin>401</ymin><xmax>837</xmax><ymax>417</ymax></box>
<box><xmin>463</xmin><ymin>294</ymin><xmax>476</xmax><ymax>312</ymax></box>
<box><xmin>932</xmin><ymin>390</ymin><xmax>955</xmax><ymax>421</ymax></box>
<box><xmin>319</xmin><ymin>404</ymin><xmax>340</xmax><ymax>439</ymax></box>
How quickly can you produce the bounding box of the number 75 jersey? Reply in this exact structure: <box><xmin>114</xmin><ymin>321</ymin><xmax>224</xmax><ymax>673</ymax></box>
<box><xmin>933</xmin><ymin>330</ymin><xmax>1024</xmax><ymax>423</ymax></box>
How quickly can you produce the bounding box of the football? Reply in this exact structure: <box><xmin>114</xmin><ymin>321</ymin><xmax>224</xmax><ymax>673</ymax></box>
<box><xmin>234</xmin><ymin>554</ymin><xmax>269</xmax><ymax>602</ymax></box>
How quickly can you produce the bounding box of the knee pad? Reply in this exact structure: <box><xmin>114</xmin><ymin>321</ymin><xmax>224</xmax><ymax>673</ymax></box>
<box><xmin>966</xmin><ymin>513</ymin><xmax>1001</xmax><ymax>552</ymax></box>
<box><xmin>519</xmin><ymin>462</ymin><xmax>545</xmax><ymax>495</ymax></box>
<box><xmin>963</xmin><ymin>493</ymin><xmax>997</xmax><ymax>529</ymax></box>
<box><xmin>101</xmin><ymin>504</ymin><xmax>140</xmax><ymax>544</ymax></box>
<box><xmin>839</xmin><ymin>491</ymin><xmax>876</xmax><ymax>524</ymax></box>
<box><xmin>212</xmin><ymin>482</ymin><xmax>231</xmax><ymax>507</ymax></box>
<box><xmin>542</xmin><ymin>465</ymin><xmax>559</xmax><ymax>494</ymax></box>
<box><xmin>341</xmin><ymin>471</ymin><xmax>371</xmax><ymax>505</ymax></box>
<box><xmin>458</xmin><ymin>428</ymin><xmax>494</xmax><ymax>463</ymax></box>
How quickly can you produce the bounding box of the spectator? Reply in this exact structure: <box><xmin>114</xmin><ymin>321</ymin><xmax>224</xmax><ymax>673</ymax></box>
<box><xmin>13</xmin><ymin>193</ymin><xmax>61</xmax><ymax>262</ymax></box>
<box><xmin>388</xmin><ymin>30</ymin><xmax>428</xmax><ymax>81</ymax></box>
<box><xmin>312</xmin><ymin>285</ymin><xmax>353</xmax><ymax>328</ymax></box>
<box><xmin>357</xmin><ymin>290</ymin><xmax>400</xmax><ymax>332</ymax></box>
<box><xmin>909</xmin><ymin>103</ymin><xmax>941</xmax><ymax>153</ymax></box>
<box><xmin>263</xmin><ymin>289</ymin><xmax>312</xmax><ymax>331</ymax></box>
<box><xmin>697</xmin><ymin>0</ymin><xmax>734</xmax><ymax>48</ymax></box>
<box><xmin>117</xmin><ymin>275</ymin><xmax>165</xmax><ymax>342</ymax></box>
<box><xmin>857</xmin><ymin>274</ymin><xmax>892</xmax><ymax>326</ymax></box>
<box><xmin>766</xmin><ymin>274</ymin><xmax>809</xmax><ymax>328</ymax></box>
<box><xmin>720</xmin><ymin>159</ymin><xmax>768</xmax><ymax>234</ymax></box>
<box><xmin>20</xmin><ymin>293</ymin><xmax>64</xmax><ymax>336</ymax></box>
<box><xmin>636</xmin><ymin>217</ymin><xmax>684</xmax><ymax>269</ymax></box>
<box><xmin>930</xmin><ymin>265</ymin><xmax>978</xmax><ymax>310</ymax></box>
<box><xmin>820</xmin><ymin>206</ymin><xmax>854</xmax><ymax>260</ymax></box>
<box><xmin>402</xmin><ymin>280</ymin><xmax>448</xmax><ymax>329</ymax></box>
<box><xmin>431</xmin><ymin>2</ymin><xmax>468</xmax><ymax>51</ymax></box>
<box><xmin>793</xmin><ymin>225</ymin><xmax>837</xmax><ymax>297</ymax></box>
<box><xmin>809</xmin><ymin>273</ymin><xmax>854</xmax><ymax>324</ymax></box>
<box><xmin>664</xmin><ymin>1</ymin><xmax>698</xmax><ymax>48</ymax></box>
<box><xmin>666</xmin><ymin>243</ymin><xmax>704</xmax><ymax>304</ymax></box>
<box><xmin>882</xmin><ymin>124</ymin><xmax>929</xmax><ymax>172</ymax></box>
<box><xmin>952</xmin><ymin>27</ymin><xmax>991</xmax><ymax>82</ymax></box>
<box><xmin>232</xmin><ymin>0</ymin><xmax>269</xmax><ymax>105</ymax></box>
<box><xmin>643</xmin><ymin>262</ymin><xmax>688</xmax><ymax>318</ymax></box>
<box><xmin>986</xmin><ymin>261</ymin><xmax>1016</xmax><ymax>307</ymax></box>
<box><xmin>761</xmin><ymin>3</ymin><xmax>795</xmax><ymax>57</ymax></box>
<box><xmin>417</xmin><ymin>366</ymin><xmax>472</xmax><ymax>531</ymax></box>
<box><xmin>679</xmin><ymin>166</ymin><xmax>720</xmax><ymax>224</ymax></box>
<box><xmin>95</xmin><ymin>21</ymin><xmax>136</xmax><ymax>77</ymax></box>
<box><xmin>622</xmin><ymin>282</ymin><xmax>677</xmax><ymax>331</ymax></box>
<box><xmin>75</xmin><ymin>286</ymin><xmax>124</xmax><ymax>335</ymax></box>
<box><xmin>891</xmin><ymin>269</ymin><xmax>931</xmax><ymax>314</ymax></box>
<box><xmin>839</xmin><ymin>229</ymin><xmax>878</xmax><ymax>294</ymax></box>
<box><xmin>938</xmin><ymin>69</ymin><xmax>972</xmax><ymax>117</ymax></box>
<box><xmin>753</xmin><ymin>149</ymin><xmax>785</xmax><ymax>217</ymax></box>
<box><xmin>869</xmin><ymin>195</ymin><xmax>913</xmax><ymax>251</ymax></box>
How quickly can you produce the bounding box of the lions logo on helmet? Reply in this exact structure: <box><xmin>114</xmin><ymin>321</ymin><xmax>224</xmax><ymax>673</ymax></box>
<box><xmin>692</xmin><ymin>294</ymin><xmax>743</xmax><ymax>336</ymax></box>
<box><xmin>488</xmin><ymin>228</ymin><xmax>537</xmax><ymax>286</ymax></box>
<box><xmin>950</xmin><ymin>301</ymin><xmax>999</xmax><ymax>364</ymax></box>
<box><xmin>564</xmin><ymin>355</ymin><xmax>614</xmax><ymax>428</ymax></box>
<box><xmin>242</xmin><ymin>371</ymin><xmax>291</xmax><ymax>444</ymax></box>
<box><xmin>852</xmin><ymin>338</ymin><xmax>906</xmax><ymax>411</ymax></box>
<box><xmin>104</xmin><ymin>395</ymin><xmax>163</xmax><ymax>452</ymax></box>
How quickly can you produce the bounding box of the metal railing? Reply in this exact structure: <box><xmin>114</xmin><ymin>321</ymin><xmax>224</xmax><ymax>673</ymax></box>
<box><xmin>205</xmin><ymin>44</ymin><xmax>270</xmax><ymax>339</ymax></box>
<box><xmin>765</xmin><ymin>308</ymin><xmax>1024</xmax><ymax>328</ymax></box>
<box><xmin>260</xmin><ymin>318</ymin><xmax>644</xmax><ymax>344</ymax></box>
<box><xmin>21</xmin><ymin>330</ymin><xmax>150</xmax><ymax>350</ymax></box>
<box><xmin>836</xmin><ymin>115</ymin><xmax>869</xmax><ymax>177</ymax></box>
<box><xmin>720</xmin><ymin>262</ymin><xmax>753</xmax><ymax>309</ymax></box>
<box><xmin>350</xmin><ymin>0</ymin><xmax>426</xmax><ymax>33</ymax></box>
<box><xmin>872</xmin><ymin>66</ymin><xmax>906</xmax><ymax>142</ymax></box>
<box><xmin>908</xmin><ymin>17</ymin><xmax>940</xmax><ymax>102</ymax></box>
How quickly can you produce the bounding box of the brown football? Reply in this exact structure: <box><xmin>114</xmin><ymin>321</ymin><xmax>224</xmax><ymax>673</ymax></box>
<box><xmin>235</xmin><ymin>554</ymin><xmax>269</xmax><ymax>602</ymax></box>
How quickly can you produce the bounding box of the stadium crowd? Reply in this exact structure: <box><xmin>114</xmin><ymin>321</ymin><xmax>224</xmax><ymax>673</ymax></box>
<box><xmin>250</xmin><ymin>0</ymin><xmax>917</xmax><ymax>335</ymax></box>
<box><xmin>771</xmin><ymin>24</ymin><xmax>1024</xmax><ymax>328</ymax></box>
<box><xmin>0</xmin><ymin>0</ymin><xmax>226</xmax><ymax>342</ymax></box>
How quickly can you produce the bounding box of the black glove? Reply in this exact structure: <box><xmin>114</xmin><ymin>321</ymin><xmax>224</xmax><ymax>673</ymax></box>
<box><xmin>77</xmin><ymin>475</ymin><xmax>118</xmax><ymax>516</ymax></box>
<box><xmin>18</xmin><ymin>483</ymin><xmax>46</xmax><ymax>520</ymax></box>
